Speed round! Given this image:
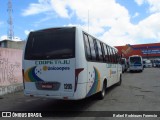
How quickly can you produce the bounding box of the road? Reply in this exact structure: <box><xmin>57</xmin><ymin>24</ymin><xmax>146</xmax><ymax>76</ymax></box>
<box><xmin>0</xmin><ymin>68</ymin><xmax>160</xmax><ymax>119</ymax></box>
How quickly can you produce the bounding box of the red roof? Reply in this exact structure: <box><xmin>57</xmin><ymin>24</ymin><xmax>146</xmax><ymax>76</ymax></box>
<box><xmin>115</xmin><ymin>43</ymin><xmax>160</xmax><ymax>59</ymax></box>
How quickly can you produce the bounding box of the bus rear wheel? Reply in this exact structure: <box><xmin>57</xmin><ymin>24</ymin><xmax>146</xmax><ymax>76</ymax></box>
<box><xmin>97</xmin><ymin>81</ymin><xmax>106</xmax><ymax>100</ymax></box>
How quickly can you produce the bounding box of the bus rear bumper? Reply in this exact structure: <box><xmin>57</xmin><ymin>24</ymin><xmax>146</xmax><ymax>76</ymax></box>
<box><xmin>24</xmin><ymin>83</ymin><xmax>87</xmax><ymax>100</ymax></box>
<box><xmin>129</xmin><ymin>67</ymin><xmax>143</xmax><ymax>71</ymax></box>
<box><xmin>24</xmin><ymin>92</ymin><xmax>85</xmax><ymax>100</ymax></box>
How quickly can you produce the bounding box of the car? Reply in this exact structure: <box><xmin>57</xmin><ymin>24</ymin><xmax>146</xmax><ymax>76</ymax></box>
<box><xmin>143</xmin><ymin>60</ymin><xmax>146</xmax><ymax>68</ymax></box>
<box><xmin>143</xmin><ymin>59</ymin><xmax>152</xmax><ymax>68</ymax></box>
<box><xmin>155</xmin><ymin>60</ymin><xmax>160</xmax><ymax>67</ymax></box>
<box><xmin>151</xmin><ymin>60</ymin><xmax>156</xmax><ymax>67</ymax></box>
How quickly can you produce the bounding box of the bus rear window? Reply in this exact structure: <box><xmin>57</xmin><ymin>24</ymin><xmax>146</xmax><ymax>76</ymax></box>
<box><xmin>24</xmin><ymin>28</ymin><xmax>75</xmax><ymax>60</ymax></box>
<box><xmin>130</xmin><ymin>57</ymin><xmax>141</xmax><ymax>63</ymax></box>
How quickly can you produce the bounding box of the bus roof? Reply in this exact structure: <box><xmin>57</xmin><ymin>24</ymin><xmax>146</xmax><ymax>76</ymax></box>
<box><xmin>28</xmin><ymin>26</ymin><xmax>118</xmax><ymax>52</ymax></box>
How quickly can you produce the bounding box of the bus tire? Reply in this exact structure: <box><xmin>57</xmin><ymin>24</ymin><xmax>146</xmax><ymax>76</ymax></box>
<box><xmin>116</xmin><ymin>74</ymin><xmax>122</xmax><ymax>86</ymax></box>
<box><xmin>97</xmin><ymin>80</ymin><xmax>106</xmax><ymax>100</ymax></box>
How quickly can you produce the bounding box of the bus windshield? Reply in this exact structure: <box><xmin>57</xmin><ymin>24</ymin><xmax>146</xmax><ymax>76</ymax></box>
<box><xmin>130</xmin><ymin>57</ymin><xmax>141</xmax><ymax>64</ymax></box>
<box><xmin>24</xmin><ymin>28</ymin><xmax>75</xmax><ymax>60</ymax></box>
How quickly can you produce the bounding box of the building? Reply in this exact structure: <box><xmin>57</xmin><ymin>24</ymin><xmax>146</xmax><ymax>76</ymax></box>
<box><xmin>115</xmin><ymin>43</ymin><xmax>160</xmax><ymax>59</ymax></box>
<box><xmin>0</xmin><ymin>39</ymin><xmax>25</xmax><ymax>49</ymax></box>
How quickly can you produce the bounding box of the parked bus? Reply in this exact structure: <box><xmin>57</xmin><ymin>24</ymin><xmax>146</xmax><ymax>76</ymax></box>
<box><xmin>128</xmin><ymin>55</ymin><xmax>143</xmax><ymax>72</ymax></box>
<box><xmin>22</xmin><ymin>27</ymin><xmax>122</xmax><ymax>100</ymax></box>
<box><xmin>121</xmin><ymin>58</ymin><xmax>128</xmax><ymax>73</ymax></box>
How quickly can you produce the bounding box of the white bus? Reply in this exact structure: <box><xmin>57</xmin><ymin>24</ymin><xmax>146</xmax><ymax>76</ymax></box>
<box><xmin>22</xmin><ymin>27</ymin><xmax>122</xmax><ymax>100</ymax></box>
<box><xmin>128</xmin><ymin>55</ymin><xmax>143</xmax><ymax>72</ymax></box>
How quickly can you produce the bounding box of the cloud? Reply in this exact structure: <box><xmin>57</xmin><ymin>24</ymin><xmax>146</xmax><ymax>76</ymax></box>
<box><xmin>134</xmin><ymin>0</ymin><xmax>160</xmax><ymax>13</ymax></box>
<box><xmin>101</xmin><ymin>12</ymin><xmax>160</xmax><ymax>45</ymax></box>
<box><xmin>132</xmin><ymin>13</ymin><xmax>160</xmax><ymax>41</ymax></box>
<box><xmin>132</xmin><ymin>12</ymin><xmax>139</xmax><ymax>18</ymax></box>
<box><xmin>33</xmin><ymin>12</ymin><xmax>56</xmax><ymax>27</ymax></box>
<box><xmin>0</xmin><ymin>35</ymin><xmax>8</xmax><ymax>41</ymax></box>
<box><xmin>0</xmin><ymin>35</ymin><xmax>22</xmax><ymax>41</ymax></box>
<box><xmin>22</xmin><ymin>0</ymin><xmax>160</xmax><ymax>46</ymax></box>
<box><xmin>50</xmin><ymin>0</ymin><xmax>70</xmax><ymax>18</ymax></box>
<box><xmin>147</xmin><ymin>0</ymin><xmax>160</xmax><ymax>13</ymax></box>
<box><xmin>24</xmin><ymin>30</ymin><xmax>34</xmax><ymax>36</ymax></box>
<box><xmin>22</xmin><ymin>0</ymin><xmax>69</xmax><ymax>18</ymax></box>
<box><xmin>61</xmin><ymin>0</ymin><xmax>160</xmax><ymax>45</ymax></box>
<box><xmin>12</xmin><ymin>37</ymin><xmax>22</xmax><ymax>41</ymax></box>
<box><xmin>22</xmin><ymin>0</ymin><xmax>52</xmax><ymax>16</ymax></box>
<box><xmin>134</xmin><ymin>0</ymin><xmax>145</xmax><ymax>5</ymax></box>
<box><xmin>64</xmin><ymin>0</ymin><xmax>131</xmax><ymax>38</ymax></box>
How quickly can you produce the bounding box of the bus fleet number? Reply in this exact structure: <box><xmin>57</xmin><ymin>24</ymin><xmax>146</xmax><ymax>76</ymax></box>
<box><xmin>64</xmin><ymin>84</ymin><xmax>72</xmax><ymax>90</ymax></box>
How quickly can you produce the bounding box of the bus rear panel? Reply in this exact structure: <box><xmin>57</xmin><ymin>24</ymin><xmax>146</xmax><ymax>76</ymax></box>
<box><xmin>23</xmin><ymin>27</ymin><xmax>87</xmax><ymax>100</ymax></box>
<box><xmin>129</xmin><ymin>55</ymin><xmax>143</xmax><ymax>72</ymax></box>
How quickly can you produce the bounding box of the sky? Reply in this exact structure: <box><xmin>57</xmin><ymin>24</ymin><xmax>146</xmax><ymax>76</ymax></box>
<box><xmin>0</xmin><ymin>0</ymin><xmax>160</xmax><ymax>46</ymax></box>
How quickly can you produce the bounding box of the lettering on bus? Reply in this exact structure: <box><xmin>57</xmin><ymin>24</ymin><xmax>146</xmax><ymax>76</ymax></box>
<box><xmin>43</xmin><ymin>66</ymin><xmax>70</xmax><ymax>71</ymax></box>
<box><xmin>35</xmin><ymin>60</ymin><xmax>70</xmax><ymax>65</ymax></box>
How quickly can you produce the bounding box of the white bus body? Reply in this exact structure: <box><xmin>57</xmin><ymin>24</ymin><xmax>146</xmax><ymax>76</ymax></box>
<box><xmin>22</xmin><ymin>27</ymin><xmax>122</xmax><ymax>100</ymax></box>
<box><xmin>129</xmin><ymin>55</ymin><xmax>143</xmax><ymax>72</ymax></box>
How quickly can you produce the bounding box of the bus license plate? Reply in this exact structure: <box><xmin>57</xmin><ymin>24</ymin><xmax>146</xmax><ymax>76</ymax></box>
<box><xmin>35</xmin><ymin>82</ymin><xmax>60</xmax><ymax>90</ymax></box>
<box><xmin>41</xmin><ymin>84</ymin><xmax>53</xmax><ymax>89</ymax></box>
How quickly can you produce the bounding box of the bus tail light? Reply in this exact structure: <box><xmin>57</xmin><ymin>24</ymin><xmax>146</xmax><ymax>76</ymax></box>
<box><xmin>75</xmin><ymin>68</ymin><xmax>84</xmax><ymax>92</ymax></box>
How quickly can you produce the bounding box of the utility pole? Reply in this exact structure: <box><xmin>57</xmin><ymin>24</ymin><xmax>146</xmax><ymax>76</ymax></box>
<box><xmin>7</xmin><ymin>0</ymin><xmax>14</xmax><ymax>40</ymax></box>
<box><xmin>88</xmin><ymin>10</ymin><xmax>89</xmax><ymax>32</ymax></box>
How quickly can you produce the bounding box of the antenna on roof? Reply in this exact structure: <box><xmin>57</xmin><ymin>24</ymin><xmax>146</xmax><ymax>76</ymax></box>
<box><xmin>88</xmin><ymin>9</ymin><xmax>89</xmax><ymax>32</ymax></box>
<box><xmin>7</xmin><ymin>0</ymin><xmax>14</xmax><ymax>40</ymax></box>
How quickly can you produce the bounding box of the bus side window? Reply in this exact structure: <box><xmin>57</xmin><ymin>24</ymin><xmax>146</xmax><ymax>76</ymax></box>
<box><xmin>100</xmin><ymin>42</ymin><xmax>105</xmax><ymax>62</ymax></box>
<box><xmin>83</xmin><ymin>33</ymin><xmax>91</xmax><ymax>60</ymax></box>
<box><xmin>108</xmin><ymin>47</ymin><xmax>112</xmax><ymax>63</ymax></box>
<box><xmin>118</xmin><ymin>54</ymin><xmax>122</xmax><ymax>64</ymax></box>
<box><xmin>96</xmin><ymin>40</ymin><xmax>103</xmax><ymax>62</ymax></box>
<box><xmin>93</xmin><ymin>39</ymin><xmax>99</xmax><ymax>61</ymax></box>
<box><xmin>115</xmin><ymin>51</ymin><xmax>119</xmax><ymax>63</ymax></box>
<box><xmin>109</xmin><ymin>48</ymin><xmax>112</xmax><ymax>63</ymax></box>
<box><xmin>112</xmin><ymin>49</ymin><xmax>116</xmax><ymax>63</ymax></box>
<box><xmin>110</xmin><ymin>48</ymin><xmax>114</xmax><ymax>63</ymax></box>
<box><xmin>88</xmin><ymin>36</ymin><xmax>96</xmax><ymax>61</ymax></box>
<box><xmin>116</xmin><ymin>52</ymin><xmax>119</xmax><ymax>64</ymax></box>
<box><xmin>103</xmin><ymin>44</ymin><xmax>109</xmax><ymax>62</ymax></box>
<box><xmin>106</xmin><ymin>45</ymin><xmax>111</xmax><ymax>63</ymax></box>
<box><xmin>111</xmin><ymin>48</ymin><xmax>114</xmax><ymax>63</ymax></box>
